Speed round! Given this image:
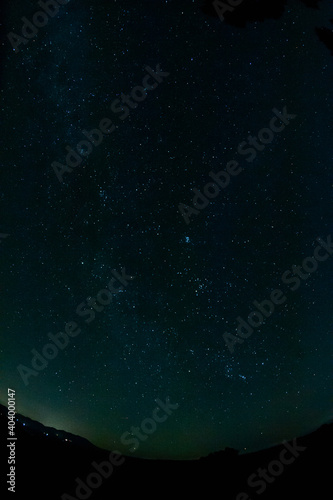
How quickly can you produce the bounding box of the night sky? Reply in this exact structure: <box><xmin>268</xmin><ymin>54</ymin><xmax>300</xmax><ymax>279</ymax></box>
<box><xmin>0</xmin><ymin>0</ymin><xmax>332</xmax><ymax>460</ymax></box>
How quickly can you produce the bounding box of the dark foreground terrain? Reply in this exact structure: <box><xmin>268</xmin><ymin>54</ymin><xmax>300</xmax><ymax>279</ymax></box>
<box><xmin>0</xmin><ymin>404</ymin><xmax>332</xmax><ymax>500</ymax></box>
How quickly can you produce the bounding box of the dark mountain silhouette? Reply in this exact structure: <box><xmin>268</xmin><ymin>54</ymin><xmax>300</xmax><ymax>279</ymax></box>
<box><xmin>1</xmin><ymin>403</ymin><xmax>332</xmax><ymax>500</ymax></box>
<box><xmin>200</xmin><ymin>0</ymin><xmax>323</xmax><ymax>26</ymax></box>
<box><xmin>316</xmin><ymin>19</ymin><xmax>333</xmax><ymax>55</ymax></box>
<box><xmin>200</xmin><ymin>0</ymin><xmax>332</xmax><ymax>56</ymax></box>
<box><xmin>3</xmin><ymin>405</ymin><xmax>96</xmax><ymax>450</ymax></box>
<box><xmin>200</xmin><ymin>0</ymin><xmax>288</xmax><ymax>27</ymax></box>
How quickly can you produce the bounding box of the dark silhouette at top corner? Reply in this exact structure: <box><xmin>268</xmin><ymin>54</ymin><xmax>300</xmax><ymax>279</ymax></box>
<box><xmin>200</xmin><ymin>0</ymin><xmax>323</xmax><ymax>28</ymax></box>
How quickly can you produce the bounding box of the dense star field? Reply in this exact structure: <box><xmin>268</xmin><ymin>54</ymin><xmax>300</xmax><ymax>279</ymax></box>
<box><xmin>0</xmin><ymin>0</ymin><xmax>332</xmax><ymax>460</ymax></box>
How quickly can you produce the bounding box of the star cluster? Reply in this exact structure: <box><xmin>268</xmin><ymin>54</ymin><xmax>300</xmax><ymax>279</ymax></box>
<box><xmin>0</xmin><ymin>0</ymin><xmax>332</xmax><ymax>459</ymax></box>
